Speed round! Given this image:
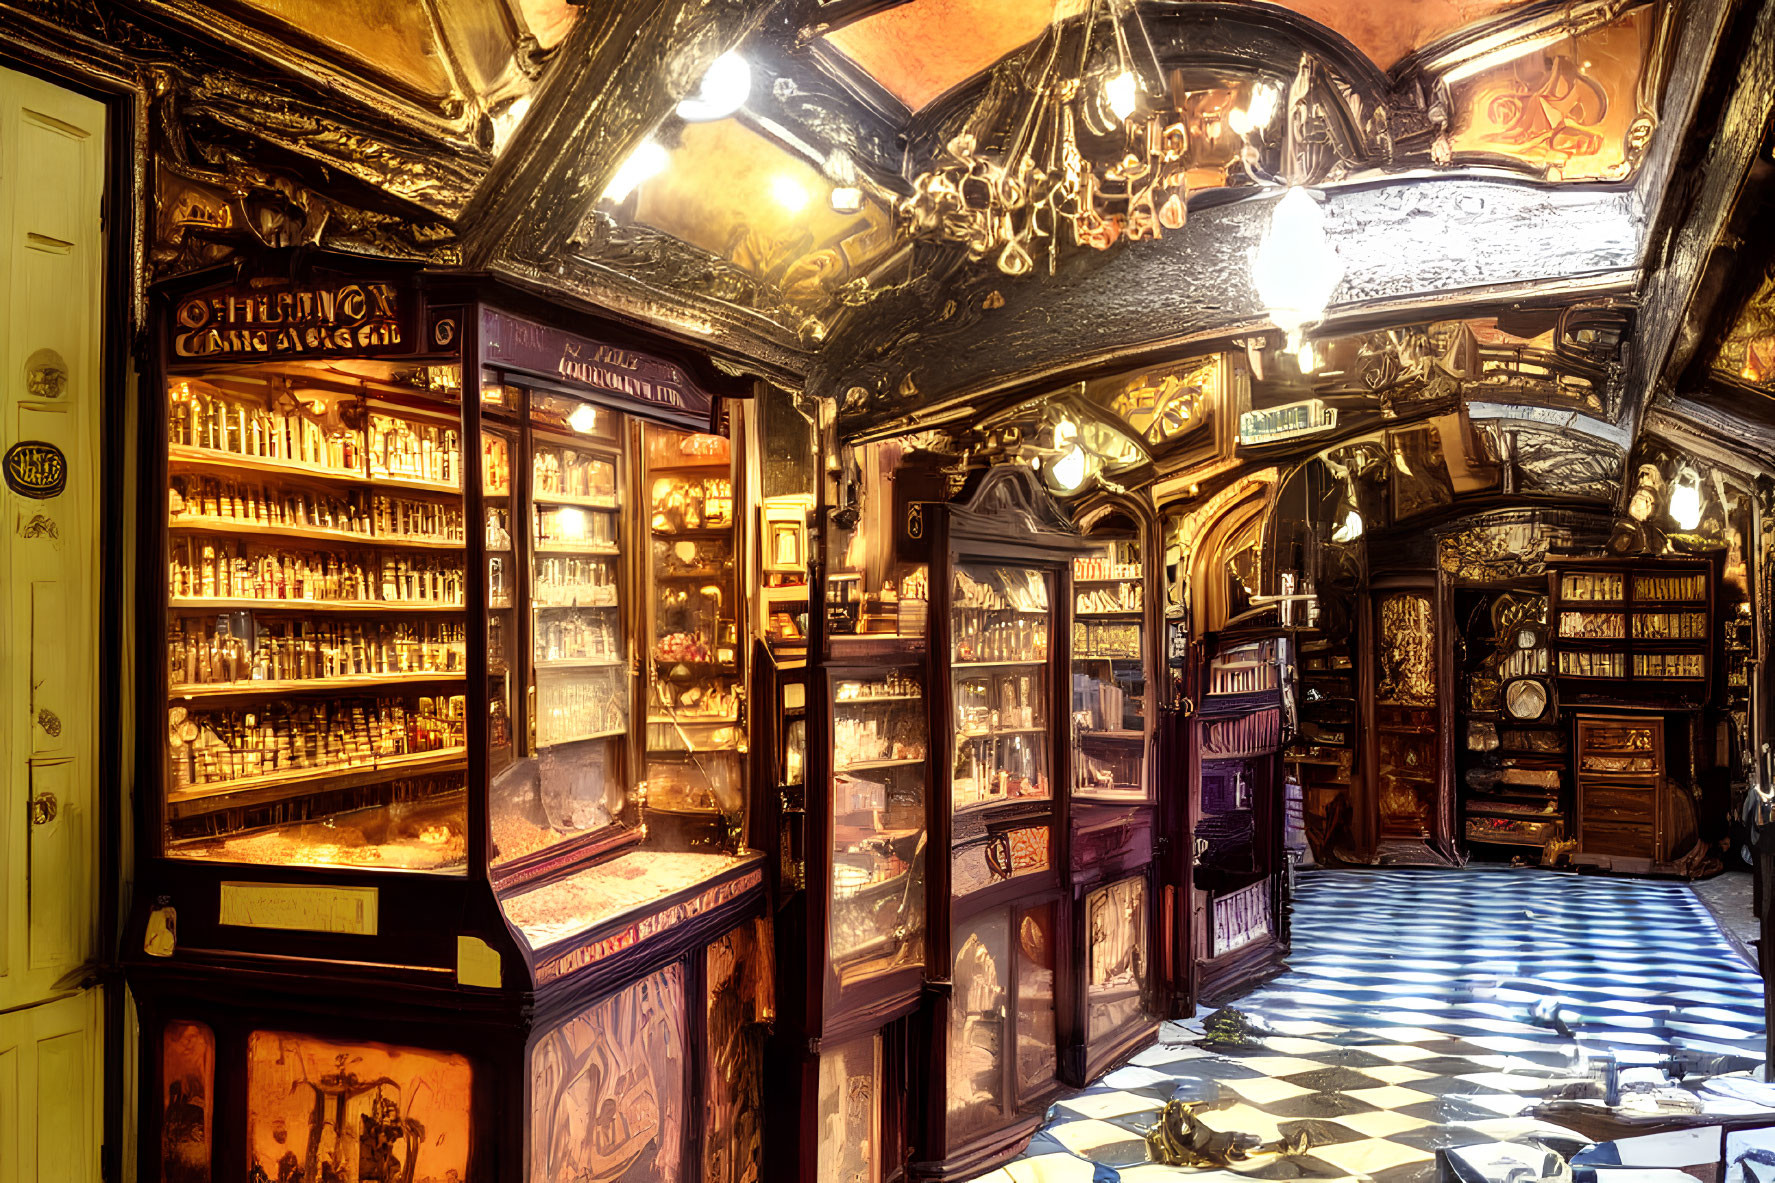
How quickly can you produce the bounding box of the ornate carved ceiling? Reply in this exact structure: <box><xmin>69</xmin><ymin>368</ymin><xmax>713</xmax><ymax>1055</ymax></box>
<box><xmin>13</xmin><ymin>0</ymin><xmax>1768</xmax><ymax>468</ymax></box>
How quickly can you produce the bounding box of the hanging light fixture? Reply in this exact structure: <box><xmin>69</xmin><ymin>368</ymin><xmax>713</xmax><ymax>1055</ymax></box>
<box><xmin>1668</xmin><ymin>464</ymin><xmax>1703</xmax><ymax>530</ymax></box>
<box><xmin>1251</xmin><ymin>186</ymin><xmax>1343</xmax><ymax>363</ymax></box>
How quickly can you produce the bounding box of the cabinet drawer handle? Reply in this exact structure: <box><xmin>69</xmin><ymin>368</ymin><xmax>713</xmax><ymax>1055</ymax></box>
<box><xmin>29</xmin><ymin>791</ymin><xmax>57</xmax><ymax>825</ymax></box>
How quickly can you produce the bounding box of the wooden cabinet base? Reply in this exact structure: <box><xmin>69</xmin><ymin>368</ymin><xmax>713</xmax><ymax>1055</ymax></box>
<box><xmin>908</xmin><ymin>1113</ymin><xmax>1046</xmax><ymax>1182</ymax></box>
<box><xmin>1197</xmin><ymin>934</ymin><xmax>1288</xmax><ymax>1007</ymax></box>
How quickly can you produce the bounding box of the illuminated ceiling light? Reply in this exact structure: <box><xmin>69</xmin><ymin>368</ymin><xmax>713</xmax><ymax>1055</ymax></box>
<box><xmin>830</xmin><ymin>186</ymin><xmax>864</xmax><ymax>214</ymax></box>
<box><xmin>675</xmin><ymin>51</ymin><xmax>750</xmax><ymax>123</ymax></box>
<box><xmin>1668</xmin><ymin>465</ymin><xmax>1703</xmax><ymax>531</ymax></box>
<box><xmin>1331</xmin><ymin>508</ymin><xmax>1364</xmax><ymax>543</ymax></box>
<box><xmin>568</xmin><ymin>404</ymin><xmax>598</xmax><ymax>434</ymax></box>
<box><xmin>771</xmin><ymin>175</ymin><xmax>810</xmax><ymax>213</ymax></box>
<box><xmin>1104</xmin><ymin>70</ymin><xmax>1138</xmax><ymax>121</ymax></box>
<box><xmin>1251</xmin><ymin>187</ymin><xmax>1344</xmax><ymax>361</ymax></box>
<box><xmin>602</xmin><ymin>139</ymin><xmax>669</xmax><ymax>203</ymax></box>
<box><xmin>1051</xmin><ymin>445</ymin><xmax>1089</xmax><ymax>492</ymax></box>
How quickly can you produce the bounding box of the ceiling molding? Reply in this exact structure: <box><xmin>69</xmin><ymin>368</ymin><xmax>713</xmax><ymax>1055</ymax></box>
<box><xmin>816</xmin><ymin>174</ymin><xmax>1645</xmax><ymax>434</ymax></box>
<box><xmin>460</xmin><ymin>0</ymin><xmax>775</xmax><ymax>268</ymax></box>
<box><xmin>1620</xmin><ymin>0</ymin><xmax>1775</xmax><ymax>448</ymax></box>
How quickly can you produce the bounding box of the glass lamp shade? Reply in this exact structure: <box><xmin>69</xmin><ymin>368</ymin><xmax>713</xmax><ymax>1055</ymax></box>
<box><xmin>1251</xmin><ymin>187</ymin><xmax>1343</xmax><ymax>353</ymax></box>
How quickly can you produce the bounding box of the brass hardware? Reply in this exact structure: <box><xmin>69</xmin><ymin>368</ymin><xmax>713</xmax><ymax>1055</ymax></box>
<box><xmin>29</xmin><ymin>791</ymin><xmax>57</xmax><ymax>825</ymax></box>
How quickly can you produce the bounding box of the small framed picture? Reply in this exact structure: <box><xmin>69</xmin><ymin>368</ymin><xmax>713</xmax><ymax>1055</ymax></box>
<box><xmin>765</xmin><ymin>517</ymin><xmax>805</xmax><ymax>572</ymax></box>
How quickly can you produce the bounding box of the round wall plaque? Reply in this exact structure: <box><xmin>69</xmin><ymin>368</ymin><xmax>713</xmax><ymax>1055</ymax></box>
<box><xmin>4</xmin><ymin>440</ymin><xmax>66</xmax><ymax>499</ymax></box>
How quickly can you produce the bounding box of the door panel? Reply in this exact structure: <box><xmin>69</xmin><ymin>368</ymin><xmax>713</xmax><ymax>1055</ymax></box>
<box><xmin>0</xmin><ymin>990</ymin><xmax>103</xmax><ymax>1183</ymax></box>
<box><xmin>0</xmin><ymin>65</ymin><xmax>105</xmax><ymax>1011</ymax></box>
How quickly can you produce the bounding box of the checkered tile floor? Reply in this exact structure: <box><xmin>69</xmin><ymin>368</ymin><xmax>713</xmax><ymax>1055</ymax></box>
<box><xmin>969</xmin><ymin>868</ymin><xmax>1769</xmax><ymax>1183</ymax></box>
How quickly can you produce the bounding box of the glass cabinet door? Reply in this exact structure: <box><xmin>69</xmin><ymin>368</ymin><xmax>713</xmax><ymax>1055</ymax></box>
<box><xmin>950</xmin><ymin>564</ymin><xmax>1052</xmax><ymax>810</ymax></box>
<box><xmin>829</xmin><ymin>667</ymin><xmax>928</xmax><ymax>986</ymax></box>
<box><xmin>488</xmin><ymin>388</ymin><xmax>634</xmax><ymax>871</ymax></box>
<box><xmin>643</xmin><ymin>426</ymin><xmax>744</xmax><ymax>845</ymax></box>
<box><xmin>1071</xmin><ymin>539</ymin><xmax>1147</xmax><ymax>799</ymax></box>
<box><xmin>163</xmin><ymin>363</ymin><xmax>469</xmax><ymax>872</ymax></box>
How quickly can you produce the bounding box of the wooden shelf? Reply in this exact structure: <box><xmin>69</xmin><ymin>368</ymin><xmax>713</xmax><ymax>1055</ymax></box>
<box><xmin>166</xmin><ymin>747</ymin><xmax>466</xmax><ymax>820</ymax></box>
<box><xmin>168</xmin><ymin>516</ymin><xmax>464</xmax><ymax>550</ymax></box>
<box><xmin>535</xmin><ymin>657</ymin><xmax>624</xmax><ymax>670</ymax></box>
<box><xmin>952</xmin><ymin>659</ymin><xmax>1047</xmax><ymax>669</ymax></box>
<box><xmin>169</xmin><ymin>446</ymin><xmax>460</xmax><ymax>495</ymax></box>
<box><xmin>171</xmin><ymin>671</ymin><xmax>465</xmax><ymax>699</ymax></box>
<box><xmin>534</xmin><ymin>541</ymin><xmax>620</xmax><ymax>556</ymax></box>
<box><xmin>170</xmin><ymin>597</ymin><xmax>464</xmax><ymax>614</ymax></box>
<box><xmin>836</xmin><ymin>758</ymin><xmax>927</xmax><ymax>772</ymax></box>
<box><xmin>533</xmin><ymin>491</ymin><xmax>618</xmax><ymax>509</ymax></box>
<box><xmin>651</xmin><ymin>527</ymin><xmax>734</xmax><ymax>541</ymax></box>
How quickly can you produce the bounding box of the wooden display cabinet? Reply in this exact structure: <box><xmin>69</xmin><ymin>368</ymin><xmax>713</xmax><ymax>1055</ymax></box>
<box><xmin>129</xmin><ymin>256</ymin><xmax>774</xmax><ymax>1183</ymax></box>
<box><xmin>1066</xmin><ymin>499</ymin><xmax>1160</xmax><ymax>1081</ymax></box>
<box><xmin>901</xmin><ymin>466</ymin><xmax>1082</xmax><ymax>1180</ymax></box>
<box><xmin>1574</xmin><ymin>713</ymin><xmax>1666</xmax><ymax>867</ymax></box>
<box><xmin>1189</xmin><ymin>617</ymin><xmax>1289</xmax><ymax>1003</ymax></box>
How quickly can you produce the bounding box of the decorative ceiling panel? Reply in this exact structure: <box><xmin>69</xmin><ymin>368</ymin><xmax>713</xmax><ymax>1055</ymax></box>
<box><xmin>1257</xmin><ymin>0</ymin><xmax>1534</xmax><ymax>71</ymax></box>
<box><xmin>1713</xmin><ymin>270</ymin><xmax>1775</xmax><ymax>389</ymax></box>
<box><xmin>630</xmin><ymin>119</ymin><xmax>896</xmax><ymax>324</ymax></box>
<box><xmin>820</xmin><ymin>0</ymin><xmax>1068</xmax><ymax>111</ymax></box>
<box><xmin>188</xmin><ymin>0</ymin><xmax>566</xmax><ymax>125</ymax></box>
<box><xmin>1444</xmin><ymin>3</ymin><xmax>1660</xmax><ymax>182</ymax></box>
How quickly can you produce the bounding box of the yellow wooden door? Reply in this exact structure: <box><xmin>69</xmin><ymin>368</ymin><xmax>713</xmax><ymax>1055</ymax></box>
<box><xmin>0</xmin><ymin>63</ymin><xmax>108</xmax><ymax>1183</ymax></box>
<box><xmin>0</xmin><ymin>990</ymin><xmax>104</xmax><ymax>1183</ymax></box>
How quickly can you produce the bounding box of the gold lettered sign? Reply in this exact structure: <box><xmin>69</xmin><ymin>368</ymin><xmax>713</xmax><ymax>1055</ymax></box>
<box><xmin>4</xmin><ymin>441</ymin><xmax>66</xmax><ymax>499</ymax></box>
<box><xmin>172</xmin><ymin>278</ymin><xmax>405</xmax><ymax>360</ymax></box>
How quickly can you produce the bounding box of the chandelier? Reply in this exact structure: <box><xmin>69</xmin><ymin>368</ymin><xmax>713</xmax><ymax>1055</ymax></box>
<box><xmin>896</xmin><ymin>0</ymin><xmax>1227</xmax><ymax>276</ymax></box>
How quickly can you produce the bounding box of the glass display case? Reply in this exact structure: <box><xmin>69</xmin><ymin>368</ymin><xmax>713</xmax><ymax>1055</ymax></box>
<box><xmin>950</xmin><ymin>563</ymin><xmax>1052</xmax><ymax>814</ymax></box>
<box><xmin>829</xmin><ymin>666</ymin><xmax>928</xmax><ymax>992</ymax></box>
<box><xmin>164</xmin><ymin>361</ymin><xmax>472</xmax><ymax>872</ymax></box>
<box><xmin>1071</xmin><ymin>539</ymin><xmax>1148</xmax><ymax>799</ymax></box>
<box><xmin>643</xmin><ymin>426</ymin><xmax>746</xmax><ymax>850</ymax></box>
<box><xmin>486</xmin><ymin>386</ymin><xmax>637</xmax><ymax>879</ymax></box>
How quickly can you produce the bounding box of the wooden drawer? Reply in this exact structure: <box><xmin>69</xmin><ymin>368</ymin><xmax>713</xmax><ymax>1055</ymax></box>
<box><xmin>1581</xmin><ymin>819</ymin><xmax>1654</xmax><ymax>858</ymax></box>
<box><xmin>1581</xmin><ymin>785</ymin><xmax>1656</xmax><ymax>817</ymax></box>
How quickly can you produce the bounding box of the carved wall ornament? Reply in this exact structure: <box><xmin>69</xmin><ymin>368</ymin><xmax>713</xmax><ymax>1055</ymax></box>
<box><xmin>23</xmin><ymin>349</ymin><xmax>67</xmax><ymax>400</ymax></box>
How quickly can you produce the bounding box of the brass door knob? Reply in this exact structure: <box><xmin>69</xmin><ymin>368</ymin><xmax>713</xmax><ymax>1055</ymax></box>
<box><xmin>29</xmin><ymin>792</ymin><xmax>57</xmax><ymax>825</ymax></box>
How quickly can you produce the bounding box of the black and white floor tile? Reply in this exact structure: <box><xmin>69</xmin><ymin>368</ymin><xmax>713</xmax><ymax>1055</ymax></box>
<box><xmin>969</xmin><ymin>868</ymin><xmax>1770</xmax><ymax>1183</ymax></box>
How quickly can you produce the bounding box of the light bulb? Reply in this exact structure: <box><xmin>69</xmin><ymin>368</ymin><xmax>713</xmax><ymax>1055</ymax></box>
<box><xmin>568</xmin><ymin>404</ymin><xmax>597</xmax><ymax>434</ymax></box>
<box><xmin>676</xmin><ymin>51</ymin><xmax>750</xmax><ymax>122</ymax></box>
<box><xmin>1051</xmin><ymin>445</ymin><xmax>1088</xmax><ymax>492</ymax></box>
<box><xmin>771</xmin><ymin>175</ymin><xmax>810</xmax><ymax>213</ymax></box>
<box><xmin>602</xmin><ymin>140</ymin><xmax>669</xmax><ymax>203</ymax></box>
<box><xmin>1668</xmin><ymin>467</ymin><xmax>1703</xmax><ymax>531</ymax></box>
<box><xmin>1331</xmin><ymin>508</ymin><xmax>1364</xmax><ymax>543</ymax></box>
<box><xmin>1104</xmin><ymin>70</ymin><xmax>1138</xmax><ymax>121</ymax></box>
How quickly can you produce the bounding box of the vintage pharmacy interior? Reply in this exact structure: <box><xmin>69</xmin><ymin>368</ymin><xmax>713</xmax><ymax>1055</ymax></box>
<box><xmin>7</xmin><ymin>0</ymin><xmax>1775</xmax><ymax>1181</ymax></box>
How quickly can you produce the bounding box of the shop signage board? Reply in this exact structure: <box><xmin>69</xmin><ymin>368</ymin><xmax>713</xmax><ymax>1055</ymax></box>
<box><xmin>480</xmin><ymin>307</ymin><xmax>715</xmax><ymax>431</ymax></box>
